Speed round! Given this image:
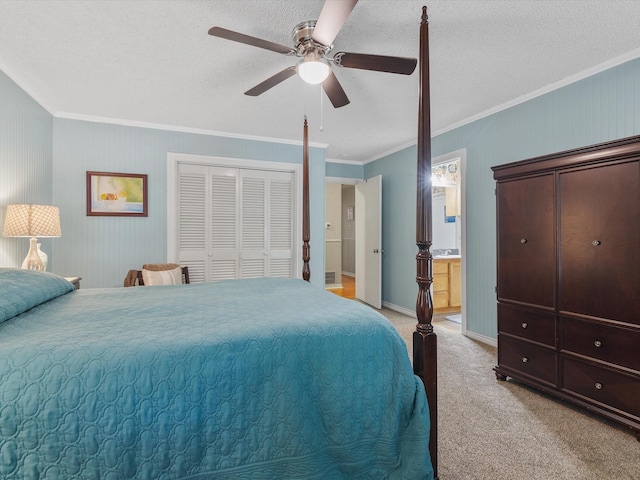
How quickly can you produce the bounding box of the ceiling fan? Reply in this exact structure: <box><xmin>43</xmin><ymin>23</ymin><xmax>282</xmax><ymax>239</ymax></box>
<box><xmin>208</xmin><ymin>0</ymin><xmax>417</xmax><ymax>108</ymax></box>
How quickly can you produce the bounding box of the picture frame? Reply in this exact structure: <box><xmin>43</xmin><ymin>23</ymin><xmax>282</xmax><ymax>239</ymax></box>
<box><xmin>86</xmin><ymin>171</ymin><xmax>148</xmax><ymax>217</ymax></box>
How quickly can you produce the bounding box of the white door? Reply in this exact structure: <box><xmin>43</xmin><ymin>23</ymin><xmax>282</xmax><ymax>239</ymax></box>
<box><xmin>355</xmin><ymin>175</ymin><xmax>382</xmax><ymax>308</ymax></box>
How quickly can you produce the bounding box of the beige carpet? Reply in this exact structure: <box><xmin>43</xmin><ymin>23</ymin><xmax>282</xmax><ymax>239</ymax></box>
<box><xmin>380</xmin><ymin>308</ymin><xmax>640</xmax><ymax>480</ymax></box>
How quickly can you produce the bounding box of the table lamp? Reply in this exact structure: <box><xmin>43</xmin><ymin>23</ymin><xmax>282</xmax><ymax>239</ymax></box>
<box><xmin>2</xmin><ymin>204</ymin><xmax>62</xmax><ymax>271</ymax></box>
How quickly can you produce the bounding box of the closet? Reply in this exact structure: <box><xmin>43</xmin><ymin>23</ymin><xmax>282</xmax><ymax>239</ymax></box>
<box><xmin>176</xmin><ymin>163</ymin><xmax>295</xmax><ymax>283</ymax></box>
<box><xmin>492</xmin><ymin>136</ymin><xmax>640</xmax><ymax>439</ymax></box>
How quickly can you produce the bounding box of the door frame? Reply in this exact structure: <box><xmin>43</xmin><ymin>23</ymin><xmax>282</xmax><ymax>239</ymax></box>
<box><xmin>325</xmin><ymin>176</ymin><xmax>359</xmax><ymax>291</ymax></box>
<box><xmin>432</xmin><ymin>148</ymin><xmax>467</xmax><ymax>334</ymax></box>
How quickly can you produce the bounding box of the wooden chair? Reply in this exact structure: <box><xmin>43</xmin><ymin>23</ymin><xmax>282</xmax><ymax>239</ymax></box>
<box><xmin>124</xmin><ymin>264</ymin><xmax>190</xmax><ymax>287</ymax></box>
<box><xmin>137</xmin><ymin>265</ymin><xmax>190</xmax><ymax>286</ymax></box>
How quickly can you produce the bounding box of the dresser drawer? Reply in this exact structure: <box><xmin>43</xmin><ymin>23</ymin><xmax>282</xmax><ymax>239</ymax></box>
<box><xmin>561</xmin><ymin>357</ymin><xmax>640</xmax><ymax>419</ymax></box>
<box><xmin>561</xmin><ymin>317</ymin><xmax>640</xmax><ymax>372</ymax></box>
<box><xmin>498</xmin><ymin>303</ymin><xmax>555</xmax><ymax>347</ymax></box>
<box><xmin>498</xmin><ymin>336</ymin><xmax>557</xmax><ymax>385</ymax></box>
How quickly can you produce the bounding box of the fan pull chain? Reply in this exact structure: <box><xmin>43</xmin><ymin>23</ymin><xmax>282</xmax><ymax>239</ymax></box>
<box><xmin>319</xmin><ymin>85</ymin><xmax>324</xmax><ymax>132</ymax></box>
<box><xmin>303</xmin><ymin>81</ymin><xmax>308</xmax><ymax>118</ymax></box>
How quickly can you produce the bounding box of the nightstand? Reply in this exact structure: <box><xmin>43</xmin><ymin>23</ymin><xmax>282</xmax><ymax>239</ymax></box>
<box><xmin>64</xmin><ymin>276</ymin><xmax>82</xmax><ymax>290</ymax></box>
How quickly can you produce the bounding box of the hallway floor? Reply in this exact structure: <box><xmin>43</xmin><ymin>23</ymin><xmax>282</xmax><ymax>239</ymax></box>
<box><xmin>326</xmin><ymin>274</ymin><xmax>355</xmax><ymax>299</ymax></box>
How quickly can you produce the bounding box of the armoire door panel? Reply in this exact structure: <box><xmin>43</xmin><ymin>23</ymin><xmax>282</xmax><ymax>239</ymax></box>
<box><xmin>497</xmin><ymin>174</ymin><xmax>556</xmax><ymax>307</ymax></box>
<box><xmin>559</xmin><ymin>161</ymin><xmax>640</xmax><ymax>324</ymax></box>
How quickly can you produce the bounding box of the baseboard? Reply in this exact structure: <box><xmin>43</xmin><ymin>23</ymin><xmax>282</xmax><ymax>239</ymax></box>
<box><xmin>381</xmin><ymin>301</ymin><xmax>416</xmax><ymax>318</ymax></box>
<box><xmin>382</xmin><ymin>301</ymin><xmax>497</xmax><ymax>348</ymax></box>
<box><xmin>465</xmin><ymin>330</ymin><xmax>497</xmax><ymax>348</ymax></box>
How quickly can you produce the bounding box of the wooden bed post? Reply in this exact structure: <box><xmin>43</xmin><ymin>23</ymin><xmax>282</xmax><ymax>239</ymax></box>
<box><xmin>302</xmin><ymin>116</ymin><xmax>311</xmax><ymax>282</ymax></box>
<box><xmin>413</xmin><ymin>6</ymin><xmax>438</xmax><ymax>478</ymax></box>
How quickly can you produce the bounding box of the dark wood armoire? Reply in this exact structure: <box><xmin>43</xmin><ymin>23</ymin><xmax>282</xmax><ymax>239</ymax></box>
<box><xmin>492</xmin><ymin>136</ymin><xmax>640</xmax><ymax>440</ymax></box>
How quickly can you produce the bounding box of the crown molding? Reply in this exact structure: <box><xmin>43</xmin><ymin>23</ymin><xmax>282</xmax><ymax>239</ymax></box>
<box><xmin>325</xmin><ymin>157</ymin><xmax>363</xmax><ymax>165</ymax></box>
<box><xmin>55</xmin><ymin>112</ymin><xmax>329</xmax><ymax>149</ymax></box>
<box><xmin>0</xmin><ymin>54</ymin><xmax>56</xmax><ymax>114</ymax></box>
<box><xmin>364</xmin><ymin>47</ymin><xmax>640</xmax><ymax>165</ymax></box>
<box><xmin>432</xmin><ymin>47</ymin><xmax>640</xmax><ymax>138</ymax></box>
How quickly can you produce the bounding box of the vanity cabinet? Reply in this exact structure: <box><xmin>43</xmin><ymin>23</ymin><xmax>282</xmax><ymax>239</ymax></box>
<box><xmin>433</xmin><ymin>257</ymin><xmax>461</xmax><ymax>313</ymax></box>
<box><xmin>492</xmin><ymin>136</ymin><xmax>640</xmax><ymax>439</ymax></box>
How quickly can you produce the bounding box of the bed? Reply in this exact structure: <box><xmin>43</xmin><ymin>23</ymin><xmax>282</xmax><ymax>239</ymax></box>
<box><xmin>0</xmin><ymin>271</ymin><xmax>432</xmax><ymax>478</ymax></box>
<box><xmin>0</xmin><ymin>6</ymin><xmax>438</xmax><ymax>480</ymax></box>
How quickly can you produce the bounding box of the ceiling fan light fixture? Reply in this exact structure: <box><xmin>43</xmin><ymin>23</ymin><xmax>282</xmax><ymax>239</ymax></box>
<box><xmin>297</xmin><ymin>52</ymin><xmax>331</xmax><ymax>85</ymax></box>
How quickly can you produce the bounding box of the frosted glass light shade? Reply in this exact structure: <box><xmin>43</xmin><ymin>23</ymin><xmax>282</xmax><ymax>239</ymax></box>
<box><xmin>297</xmin><ymin>54</ymin><xmax>330</xmax><ymax>85</ymax></box>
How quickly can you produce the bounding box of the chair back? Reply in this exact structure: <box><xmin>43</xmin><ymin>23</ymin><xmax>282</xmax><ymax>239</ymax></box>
<box><xmin>123</xmin><ymin>264</ymin><xmax>190</xmax><ymax>286</ymax></box>
<box><xmin>137</xmin><ymin>266</ymin><xmax>190</xmax><ymax>285</ymax></box>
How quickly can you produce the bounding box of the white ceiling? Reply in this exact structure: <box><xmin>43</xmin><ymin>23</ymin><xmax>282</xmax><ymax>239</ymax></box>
<box><xmin>1</xmin><ymin>0</ymin><xmax>639</xmax><ymax>163</ymax></box>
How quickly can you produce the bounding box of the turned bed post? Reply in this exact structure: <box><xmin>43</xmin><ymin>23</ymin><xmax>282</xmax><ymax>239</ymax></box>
<box><xmin>413</xmin><ymin>6</ymin><xmax>438</xmax><ymax>478</ymax></box>
<box><xmin>302</xmin><ymin>116</ymin><xmax>311</xmax><ymax>281</ymax></box>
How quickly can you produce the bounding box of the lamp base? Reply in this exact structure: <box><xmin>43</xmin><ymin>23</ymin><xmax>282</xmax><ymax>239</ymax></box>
<box><xmin>21</xmin><ymin>237</ymin><xmax>45</xmax><ymax>271</ymax></box>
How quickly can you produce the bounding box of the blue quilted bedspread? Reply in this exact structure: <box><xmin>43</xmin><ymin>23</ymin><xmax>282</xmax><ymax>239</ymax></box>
<box><xmin>0</xmin><ymin>273</ymin><xmax>432</xmax><ymax>479</ymax></box>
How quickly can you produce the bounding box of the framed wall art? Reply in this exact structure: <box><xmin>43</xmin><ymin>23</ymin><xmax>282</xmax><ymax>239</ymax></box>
<box><xmin>86</xmin><ymin>171</ymin><xmax>148</xmax><ymax>217</ymax></box>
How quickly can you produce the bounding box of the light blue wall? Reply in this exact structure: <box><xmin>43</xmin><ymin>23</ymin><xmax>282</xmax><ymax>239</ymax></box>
<box><xmin>326</xmin><ymin>161</ymin><xmax>363</xmax><ymax>179</ymax></box>
<box><xmin>52</xmin><ymin>119</ymin><xmax>327</xmax><ymax>288</ymax></box>
<box><xmin>363</xmin><ymin>146</ymin><xmax>417</xmax><ymax>310</ymax></box>
<box><xmin>0</xmin><ymin>70</ymin><xmax>53</xmax><ymax>267</ymax></box>
<box><xmin>5</xmin><ymin>54</ymin><xmax>640</xmax><ymax>308</ymax></box>
<box><xmin>1</xmin><ymin>67</ymin><xmax>327</xmax><ymax>287</ymax></box>
<box><xmin>369</xmin><ymin>56</ymin><xmax>640</xmax><ymax>339</ymax></box>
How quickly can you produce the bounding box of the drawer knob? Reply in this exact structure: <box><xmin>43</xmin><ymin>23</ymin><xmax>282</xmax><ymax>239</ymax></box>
<box><xmin>522</xmin><ymin>356</ymin><xmax>529</xmax><ymax>363</ymax></box>
<box><xmin>521</xmin><ymin>322</ymin><xmax>528</xmax><ymax>329</ymax></box>
<box><xmin>594</xmin><ymin>340</ymin><xmax>602</xmax><ymax>348</ymax></box>
<box><xmin>520</xmin><ymin>238</ymin><xmax>527</xmax><ymax>244</ymax></box>
<box><xmin>592</xmin><ymin>240</ymin><xmax>601</xmax><ymax>246</ymax></box>
<box><xmin>595</xmin><ymin>382</ymin><xmax>603</xmax><ymax>390</ymax></box>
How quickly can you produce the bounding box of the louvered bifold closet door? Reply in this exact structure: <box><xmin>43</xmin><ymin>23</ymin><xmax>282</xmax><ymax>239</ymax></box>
<box><xmin>210</xmin><ymin>167</ymin><xmax>239</xmax><ymax>281</ymax></box>
<box><xmin>240</xmin><ymin>173</ymin><xmax>266</xmax><ymax>278</ymax></box>
<box><xmin>177</xmin><ymin>164</ymin><xmax>210</xmax><ymax>282</ymax></box>
<box><xmin>239</xmin><ymin>170</ymin><xmax>295</xmax><ymax>278</ymax></box>
<box><xmin>269</xmin><ymin>172</ymin><xmax>294</xmax><ymax>277</ymax></box>
<box><xmin>177</xmin><ymin>162</ymin><xmax>295</xmax><ymax>282</ymax></box>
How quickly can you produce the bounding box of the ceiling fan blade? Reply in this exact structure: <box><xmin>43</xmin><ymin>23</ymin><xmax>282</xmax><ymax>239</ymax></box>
<box><xmin>208</xmin><ymin>26</ymin><xmax>294</xmax><ymax>55</ymax></box>
<box><xmin>334</xmin><ymin>52</ymin><xmax>417</xmax><ymax>75</ymax></box>
<box><xmin>322</xmin><ymin>71</ymin><xmax>350</xmax><ymax>108</ymax></box>
<box><xmin>312</xmin><ymin>0</ymin><xmax>358</xmax><ymax>47</ymax></box>
<box><xmin>244</xmin><ymin>67</ymin><xmax>297</xmax><ymax>96</ymax></box>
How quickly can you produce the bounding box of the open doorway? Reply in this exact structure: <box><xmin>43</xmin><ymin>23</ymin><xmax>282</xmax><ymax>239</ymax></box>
<box><xmin>324</xmin><ymin>183</ymin><xmax>356</xmax><ymax>299</ymax></box>
<box><xmin>432</xmin><ymin>149</ymin><xmax>466</xmax><ymax>333</ymax></box>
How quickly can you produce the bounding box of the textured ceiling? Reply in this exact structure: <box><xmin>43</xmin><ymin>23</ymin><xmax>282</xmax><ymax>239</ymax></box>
<box><xmin>0</xmin><ymin>0</ymin><xmax>639</xmax><ymax>162</ymax></box>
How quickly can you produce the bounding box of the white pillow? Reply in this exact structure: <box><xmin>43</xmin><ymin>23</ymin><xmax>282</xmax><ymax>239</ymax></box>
<box><xmin>141</xmin><ymin>267</ymin><xmax>182</xmax><ymax>286</ymax></box>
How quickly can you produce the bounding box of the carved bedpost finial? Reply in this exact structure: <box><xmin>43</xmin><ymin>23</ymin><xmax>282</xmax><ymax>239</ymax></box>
<box><xmin>422</xmin><ymin>5</ymin><xmax>428</xmax><ymax>23</ymax></box>
<box><xmin>302</xmin><ymin>116</ymin><xmax>311</xmax><ymax>281</ymax></box>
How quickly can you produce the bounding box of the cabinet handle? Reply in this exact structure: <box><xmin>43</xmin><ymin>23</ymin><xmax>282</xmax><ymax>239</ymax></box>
<box><xmin>592</xmin><ymin>240</ymin><xmax>601</xmax><ymax>246</ymax></box>
<box><xmin>521</xmin><ymin>356</ymin><xmax>529</xmax><ymax>363</ymax></box>
<box><xmin>595</xmin><ymin>382</ymin><xmax>603</xmax><ymax>390</ymax></box>
<box><xmin>520</xmin><ymin>238</ymin><xmax>527</xmax><ymax>244</ymax></box>
<box><xmin>594</xmin><ymin>340</ymin><xmax>602</xmax><ymax>348</ymax></box>
<box><xmin>521</xmin><ymin>322</ymin><xmax>528</xmax><ymax>329</ymax></box>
